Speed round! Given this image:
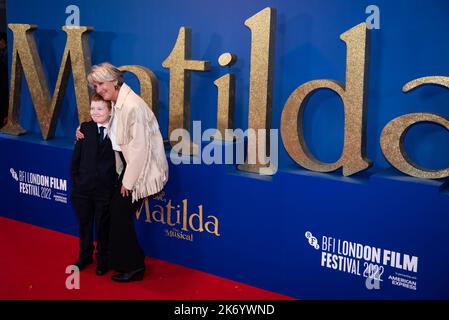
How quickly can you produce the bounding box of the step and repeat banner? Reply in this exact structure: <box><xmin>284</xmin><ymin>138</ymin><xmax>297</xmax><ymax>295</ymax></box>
<box><xmin>1</xmin><ymin>0</ymin><xmax>449</xmax><ymax>299</ymax></box>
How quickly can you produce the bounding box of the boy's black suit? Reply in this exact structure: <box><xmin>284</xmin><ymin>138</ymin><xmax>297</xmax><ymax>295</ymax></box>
<box><xmin>71</xmin><ymin>121</ymin><xmax>117</xmax><ymax>268</ymax></box>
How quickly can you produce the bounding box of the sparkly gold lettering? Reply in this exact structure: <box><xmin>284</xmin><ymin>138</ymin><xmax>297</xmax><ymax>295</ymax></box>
<box><xmin>380</xmin><ymin>76</ymin><xmax>449</xmax><ymax>179</ymax></box>
<box><xmin>238</xmin><ymin>7</ymin><xmax>277</xmax><ymax>174</ymax></box>
<box><xmin>280</xmin><ymin>23</ymin><xmax>371</xmax><ymax>176</ymax></box>
<box><xmin>162</xmin><ymin>27</ymin><xmax>211</xmax><ymax>155</ymax></box>
<box><xmin>118</xmin><ymin>65</ymin><xmax>159</xmax><ymax>117</ymax></box>
<box><xmin>213</xmin><ymin>73</ymin><xmax>235</xmax><ymax>141</ymax></box>
<box><xmin>1</xmin><ymin>24</ymin><xmax>92</xmax><ymax>139</ymax></box>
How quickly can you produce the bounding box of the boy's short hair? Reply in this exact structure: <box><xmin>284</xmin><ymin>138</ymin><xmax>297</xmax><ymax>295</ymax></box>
<box><xmin>91</xmin><ymin>93</ymin><xmax>112</xmax><ymax>110</ymax></box>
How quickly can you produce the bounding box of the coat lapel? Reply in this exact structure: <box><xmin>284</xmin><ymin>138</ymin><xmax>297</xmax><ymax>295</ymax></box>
<box><xmin>112</xmin><ymin>83</ymin><xmax>132</xmax><ymax>111</ymax></box>
<box><xmin>108</xmin><ymin>83</ymin><xmax>132</xmax><ymax>135</ymax></box>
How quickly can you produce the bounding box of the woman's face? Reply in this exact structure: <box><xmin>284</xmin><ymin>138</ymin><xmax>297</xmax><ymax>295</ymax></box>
<box><xmin>92</xmin><ymin>80</ymin><xmax>118</xmax><ymax>102</ymax></box>
<box><xmin>90</xmin><ymin>100</ymin><xmax>111</xmax><ymax>125</ymax></box>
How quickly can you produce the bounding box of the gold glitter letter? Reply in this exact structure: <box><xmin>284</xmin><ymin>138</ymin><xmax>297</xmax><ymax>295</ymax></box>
<box><xmin>213</xmin><ymin>74</ymin><xmax>235</xmax><ymax>141</ymax></box>
<box><xmin>280</xmin><ymin>23</ymin><xmax>371</xmax><ymax>176</ymax></box>
<box><xmin>119</xmin><ymin>65</ymin><xmax>159</xmax><ymax>118</ymax></box>
<box><xmin>162</xmin><ymin>27</ymin><xmax>211</xmax><ymax>155</ymax></box>
<box><xmin>1</xmin><ymin>24</ymin><xmax>93</xmax><ymax>139</ymax></box>
<box><xmin>380</xmin><ymin>76</ymin><xmax>449</xmax><ymax>179</ymax></box>
<box><xmin>238</xmin><ymin>7</ymin><xmax>277</xmax><ymax>175</ymax></box>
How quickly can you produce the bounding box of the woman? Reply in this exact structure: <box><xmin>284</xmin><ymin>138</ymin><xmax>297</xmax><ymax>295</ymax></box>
<box><xmin>78</xmin><ymin>62</ymin><xmax>168</xmax><ymax>282</ymax></box>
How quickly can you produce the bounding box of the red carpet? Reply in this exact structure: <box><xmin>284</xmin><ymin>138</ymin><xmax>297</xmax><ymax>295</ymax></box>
<box><xmin>0</xmin><ymin>217</ymin><xmax>293</xmax><ymax>300</ymax></box>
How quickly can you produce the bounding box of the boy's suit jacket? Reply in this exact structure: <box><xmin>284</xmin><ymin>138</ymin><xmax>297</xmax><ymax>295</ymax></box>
<box><xmin>71</xmin><ymin>121</ymin><xmax>117</xmax><ymax>198</ymax></box>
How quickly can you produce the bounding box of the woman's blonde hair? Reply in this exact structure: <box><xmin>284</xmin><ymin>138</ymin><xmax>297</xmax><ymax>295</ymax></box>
<box><xmin>87</xmin><ymin>62</ymin><xmax>124</xmax><ymax>88</ymax></box>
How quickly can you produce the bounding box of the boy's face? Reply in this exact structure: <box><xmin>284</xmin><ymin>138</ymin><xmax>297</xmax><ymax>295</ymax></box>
<box><xmin>90</xmin><ymin>100</ymin><xmax>111</xmax><ymax>125</ymax></box>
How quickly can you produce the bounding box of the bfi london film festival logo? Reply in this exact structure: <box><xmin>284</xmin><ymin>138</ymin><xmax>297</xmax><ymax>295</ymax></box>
<box><xmin>304</xmin><ymin>231</ymin><xmax>382</xmax><ymax>290</ymax></box>
<box><xmin>305</xmin><ymin>232</ymin><xmax>419</xmax><ymax>291</ymax></box>
<box><xmin>305</xmin><ymin>231</ymin><xmax>320</xmax><ymax>250</ymax></box>
<box><xmin>9</xmin><ymin>168</ymin><xmax>68</xmax><ymax>203</ymax></box>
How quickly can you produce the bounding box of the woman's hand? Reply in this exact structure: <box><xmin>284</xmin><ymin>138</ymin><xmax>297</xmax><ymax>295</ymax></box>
<box><xmin>75</xmin><ymin>126</ymin><xmax>85</xmax><ymax>140</ymax></box>
<box><xmin>121</xmin><ymin>185</ymin><xmax>130</xmax><ymax>198</ymax></box>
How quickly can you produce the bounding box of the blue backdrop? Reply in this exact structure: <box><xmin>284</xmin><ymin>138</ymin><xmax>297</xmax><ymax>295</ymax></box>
<box><xmin>1</xmin><ymin>0</ymin><xmax>449</xmax><ymax>299</ymax></box>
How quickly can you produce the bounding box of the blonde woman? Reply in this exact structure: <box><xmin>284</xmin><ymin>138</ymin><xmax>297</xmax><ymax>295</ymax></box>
<box><xmin>77</xmin><ymin>62</ymin><xmax>168</xmax><ymax>282</ymax></box>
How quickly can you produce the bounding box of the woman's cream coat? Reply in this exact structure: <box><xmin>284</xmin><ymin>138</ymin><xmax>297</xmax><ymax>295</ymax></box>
<box><xmin>109</xmin><ymin>83</ymin><xmax>168</xmax><ymax>202</ymax></box>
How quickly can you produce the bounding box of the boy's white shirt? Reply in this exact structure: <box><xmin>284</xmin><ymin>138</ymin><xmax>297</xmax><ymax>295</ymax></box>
<box><xmin>96</xmin><ymin>122</ymin><xmax>108</xmax><ymax>139</ymax></box>
<box><xmin>108</xmin><ymin>114</ymin><xmax>121</xmax><ymax>151</ymax></box>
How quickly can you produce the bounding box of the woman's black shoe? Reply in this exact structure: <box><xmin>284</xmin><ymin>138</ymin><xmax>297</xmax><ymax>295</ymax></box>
<box><xmin>111</xmin><ymin>267</ymin><xmax>145</xmax><ymax>282</ymax></box>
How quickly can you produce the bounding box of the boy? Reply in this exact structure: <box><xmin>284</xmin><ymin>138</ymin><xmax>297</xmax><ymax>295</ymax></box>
<box><xmin>71</xmin><ymin>94</ymin><xmax>117</xmax><ymax>275</ymax></box>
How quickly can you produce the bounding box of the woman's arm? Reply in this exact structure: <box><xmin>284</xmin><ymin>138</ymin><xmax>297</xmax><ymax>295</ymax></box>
<box><xmin>76</xmin><ymin>126</ymin><xmax>85</xmax><ymax>140</ymax></box>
